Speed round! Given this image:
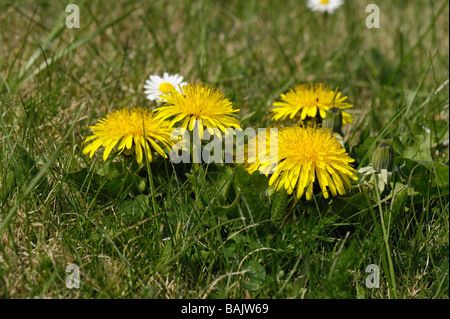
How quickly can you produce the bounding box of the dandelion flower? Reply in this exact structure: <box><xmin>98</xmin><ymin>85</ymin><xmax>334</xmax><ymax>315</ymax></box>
<box><xmin>246</xmin><ymin>124</ymin><xmax>358</xmax><ymax>200</ymax></box>
<box><xmin>306</xmin><ymin>0</ymin><xmax>344</xmax><ymax>14</ymax></box>
<box><xmin>144</xmin><ymin>72</ymin><xmax>187</xmax><ymax>101</ymax></box>
<box><xmin>271</xmin><ymin>83</ymin><xmax>353</xmax><ymax>125</ymax></box>
<box><xmin>154</xmin><ymin>82</ymin><xmax>241</xmax><ymax>138</ymax></box>
<box><xmin>82</xmin><ymin>107</ymin><xmax>174</xmax><ymax>163</ymax></box>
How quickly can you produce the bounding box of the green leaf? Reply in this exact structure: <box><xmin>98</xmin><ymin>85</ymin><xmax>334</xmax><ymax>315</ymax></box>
<box><xmin>233</xmin><ymin>165</ymin><xmax>270</xmax><ymax>223</ymax></box>
<box><xmin>102</xmin><ymin>173</ymin><xmax>147</xmax><ymax>197</ymax></box>
<box><xmin>243</xmin><ymin>261</ymin><xmax>266</xmax><ymax>291</ymax></box>
<box><xmin>118</xmin><ymin>194</ymin><xmax>149</xmax><ymax>222</ymax></box>
<box><xmin>331</xmin><ymin>190</ymin><xmax>369</xmax><ymax>218</ymax></box>
<box><xmin>206</xmin><ymin>164</ymin><xmax>234</xmax><ymax>200</ymax></box>
<box><xmin>395</xmin><ymin>158</ymin><xmax>449</xmax><ymax>198</ymax></box>
<box><xmin>66</xmin><ymin>167</ymin><xmax>147</xmax><ymax>199</ymax></box>
<box><xmin>212</xmin><ymin>193</ymin><xmax>240</xmax><ymax>217</ymax></box>
<box><xmin>434</xmin><ymin>162</ymin><xmax>449</xmax><ymax>188</ymax></box>
<box><xmin>396</xmin><ymin>157</ymin><xmax>431</xmax><ymax>175</ymax></box>
<box><xmin>402</xmin><ymin>135</ymin><xmax>433</xmax><ymax>162</ymax></box>
<box><xmin>223</xmin><ymin>239</ymin><xmax>238</xmax><ymax>260</ymax></box>
<box><xmin>270</xmin><ymin>187</ymin><xmax>291</xmax><ymax>226</ymax></box>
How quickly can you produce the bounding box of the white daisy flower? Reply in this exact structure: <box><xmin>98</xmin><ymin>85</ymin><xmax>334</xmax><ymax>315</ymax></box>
<box><xmin>306</xmin><ymin>0</ymin><xmax>344</xmax><ymax>14</ymax></box>
<box><xmin>144</xmin><ymin>72</ymin><xmax>187</xmax><ymax>101</ymax></box>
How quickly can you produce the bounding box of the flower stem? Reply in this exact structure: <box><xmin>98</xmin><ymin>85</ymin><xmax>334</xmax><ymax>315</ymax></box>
<box><xmin>147</xmin><ymin>162</ymin><xmax>158</xmax><ymax>214</ymax></box>
<box><xmin>140</xmin><ymin>109</ymin><xmax>158</xmax><ymax>214</ymax></box>
<box><xmin>191</xmin><ymin>130</ymin><xmax>201</xmax><ymax>171</ymax></box>
<box><xmin>374</xmin><ymin>181</ymin><xmax>398</xmax><ymax>298</ymax></box>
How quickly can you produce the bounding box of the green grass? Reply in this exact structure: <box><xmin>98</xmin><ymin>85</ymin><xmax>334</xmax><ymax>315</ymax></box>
<box><xmin>0</xmin><ymin>0</ymin><xmax>448</xmax><ymax>299</ymax></box>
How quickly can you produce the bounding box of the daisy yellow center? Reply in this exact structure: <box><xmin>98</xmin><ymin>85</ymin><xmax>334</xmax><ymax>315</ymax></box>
<box><xmin>159</xmin><ymin>82</ymin><xmax>175</xmax><ymax>94</ymax></box>
<box><xmin>320</xmin><ymin>0</ymin><xmax>330</xmax><ymax>4</ymax></box>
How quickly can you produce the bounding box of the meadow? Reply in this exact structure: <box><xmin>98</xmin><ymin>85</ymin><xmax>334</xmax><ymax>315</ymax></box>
<box><xmin>0</xmin><ymin>0</ymin><xmax>448</xmax><ymax>299</ymax></box>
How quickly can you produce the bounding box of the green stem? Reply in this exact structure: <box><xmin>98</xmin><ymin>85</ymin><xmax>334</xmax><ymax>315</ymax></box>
<box><xmin>141</xmin><ymin>109</ymin><xmax>158</xmax><ymax>215</ymax></box>
<box><xmin>374</xmin><ymin>181</ymin><xmax>398</xmax><ymax>298</ymax></box>
<box><xmin>191</xmin><ymin>133</ymin><xmax>200</xmax><ymax>172</ymax></box>
<box><xmin>147</xmin><ymin>162</ymin><xmax>158</xmax><ymax>215</ymax></box>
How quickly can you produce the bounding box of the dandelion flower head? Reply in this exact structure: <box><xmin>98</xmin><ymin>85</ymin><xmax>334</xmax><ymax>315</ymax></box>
<box><xmin>271</xmin><ymin>83</ymin><xmax>353</xmax><ymax>125</ymax></box>
<box><xmin>154</xmin><ymin>82</ymin><xmax>241</xmax><ymax>138</ymax></box>
<box><xmin>82</xmin><ymin>107</ymin><xmax>173</xmax><ymax>163</ymax></box>
<box><xmin>246</xmin><ymin>124</ymin><xmax>358</xmax><ymax>200</ymax></box>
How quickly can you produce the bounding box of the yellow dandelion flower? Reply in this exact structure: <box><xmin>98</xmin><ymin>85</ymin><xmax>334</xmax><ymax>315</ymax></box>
<box><xmin>271</xmin><ymin>83</ymin><xmax>353</xmax><ymax>125</ymax></box>
<box><xmin>82</xmin><ymin>107</ymin><xmax>174</xmax><ymax>163</ymax></box>
<box><xmin>154</xmin><ymin>82</ymin><xmax>241</xmax><ymax>138</ymax></box>
<box><xmin>245</xmin><ymin>125</ymin><xmax>358</xmax><ymax>200</ymax></box>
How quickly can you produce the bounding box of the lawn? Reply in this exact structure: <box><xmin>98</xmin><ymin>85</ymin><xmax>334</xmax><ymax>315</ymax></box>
<box><xmin>0</xmin><ymin>0</ymin><xmax>448</xmax><ymax>299</ymax></box>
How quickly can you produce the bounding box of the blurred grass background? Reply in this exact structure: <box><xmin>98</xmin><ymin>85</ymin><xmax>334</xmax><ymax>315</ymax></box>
<box><xmin>0</xmin><ymin>0</ymin><xmax>448</xmax><ymax>298</ymax></box>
